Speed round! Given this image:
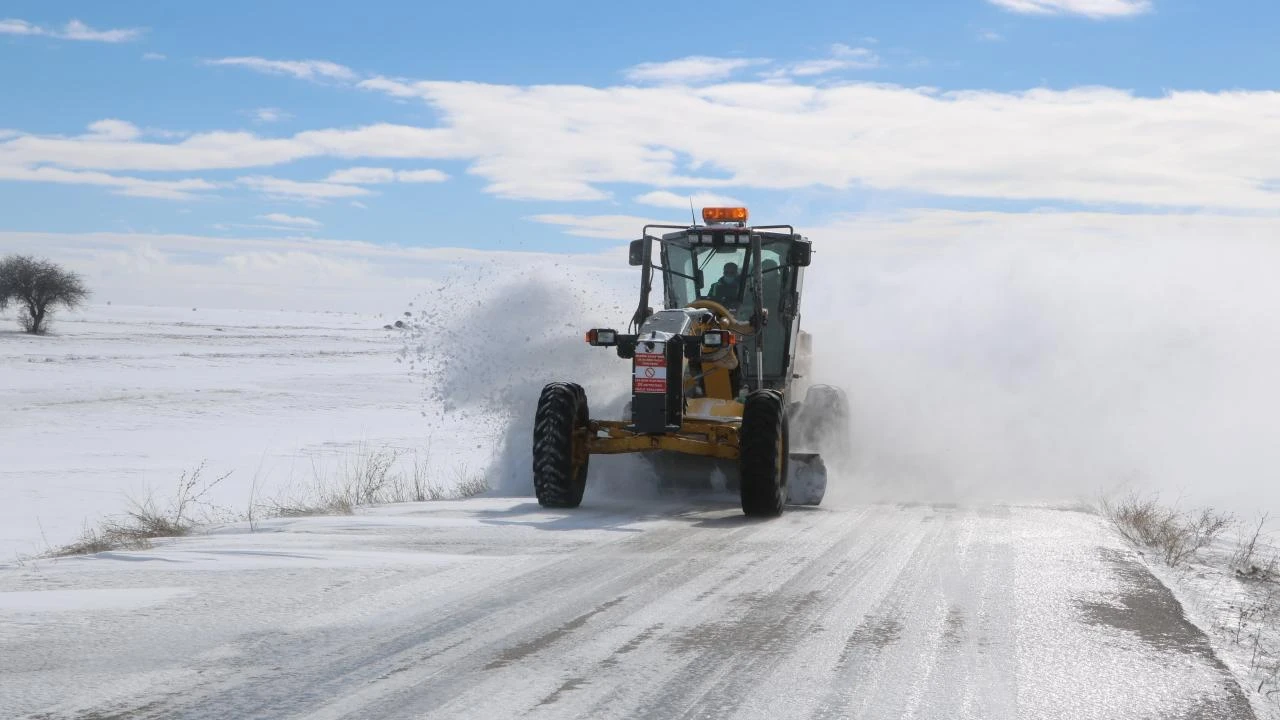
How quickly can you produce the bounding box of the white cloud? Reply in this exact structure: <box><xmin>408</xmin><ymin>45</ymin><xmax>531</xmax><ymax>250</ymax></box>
<box><xmin>987</xmin><ymin>0</ymin><xmax>1152</xmax><ymax>18</ymax></box>
<box><xmin>325</xmin><ymin>167</ymin><xmax>449</xmax><ymax>184</ymax></box>
<box><xmin>529</xmin><ymin>214</ymin><xmax>680</xmax><ymax>240</ymax></box>
<box><xmin>624</xmin><ymin>56</ymin><xmax>768</xmax><ymax>84</ymax></box>
<box><xmin>258</xmin><ymin>213</ymin><xmax>322</xmax><ymax>228</ymax></box>
<box><xmin>59</xmin><ymin>19</ymin><xmax>143</xmax><ymax>42</ymax></box>
<box><xmin>978</xmin><ymin>29</ymin><xmax>1005</xmax><ymax>41</ymax></box>
<box><xmin>357</xmin><ymin>76</ymin><xmax>424</xmax><ymax>98</ymax></box>
<box><xmin>84</xmin><ymin>119</ymin><xmax>141</xmax><ymax>142</ymax></box>
<box><xmin>0</xmin><ymin>19</ymin><xmax>42</xmax><ymax>35</ymax></box>
<box><xmin>397</xmin><ymin>169</ymin><xmax>449</xmax><ymax>183</ymax></box>
<box><xmin>142</xmin><ymin>52</ymin><xmax>166</xmax><ymax>61</ymax></box>
<box><xmin>325</xmin><ymin>167</ymin><xmax>395</xmax><ymax>184</ymax></box>
<box><xmin>634</xmin><ymin>190</ymin><xmax>744</xmax><ymax>210</ymax></box>
<box><xmin>206</xmin><ymin>57</ymin><xmax>357</xmax><ymax>82</ymax></box>
<box><xmin>0</xmin><ymin>18</ymin><xmax>144</xmax><ymax>42</ymax></box>
<box><xmin>236</xmin><ymin>176</ymin><xmax>372</xmax><ymax>202</ymax></box>
<box><xmin>0</xmin><ymin>165</ymin><xmax>215</xmax><ymax>200</ymax></box>
<box><xmin>251</xmin><ymin>108</ymin><xmax>291</xmax><ymax>124</ymax></box>
<box><xmin>350</xmin><ymin>200</ymin><xmax>368</xmax><ymax>210</ymax></box>
<box><xmin>770</xmin><ymin>44</ymin><xmax>880</xmax><ymax>78</ymax></box>
<box><xmin>10</xmin><ymin>82</ymin><xmax>1280</xmax><ymax>209</ymax></box>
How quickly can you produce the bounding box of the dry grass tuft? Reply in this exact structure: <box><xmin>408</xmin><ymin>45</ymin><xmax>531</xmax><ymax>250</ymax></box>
<box><xmin>1100</xmin><ymin>491</ymin><xmax>1234</xmax><ymax>567</ymax></box>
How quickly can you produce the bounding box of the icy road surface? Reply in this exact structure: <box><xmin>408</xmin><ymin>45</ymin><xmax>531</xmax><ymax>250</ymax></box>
<box><xmin>0</xmin><ymin>498</ymin><xmax>1255</xmax><ymax>720</ymax></box>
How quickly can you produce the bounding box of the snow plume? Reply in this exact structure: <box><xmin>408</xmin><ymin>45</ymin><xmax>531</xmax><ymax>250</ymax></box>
<box><xmin>803</xmin><ymin>211</ymin><xmax>1280</xmax><ymax>517</ymax></box>
<box><xmin>396</xmin><ymin>259</ymin><xmax>652</xmax><ymax>496</ymax></box>
<box><xmin>386</xmin><ymin>208</ymin><xmax>1280</xmax><ymax>515</ymax></box>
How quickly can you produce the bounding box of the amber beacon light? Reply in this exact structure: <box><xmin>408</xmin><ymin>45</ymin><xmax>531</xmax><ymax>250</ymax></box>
<box><xmin>701</xmin><ymin>207</ymin><xmax>749</xmax><ymax>224</ymax></box>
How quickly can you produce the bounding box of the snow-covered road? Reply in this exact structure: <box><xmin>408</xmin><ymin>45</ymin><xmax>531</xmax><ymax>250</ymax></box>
<box><xmin>0</xmin><ymin>496</ymin><xmax>1254</xmax><ymax>719</ymax></box>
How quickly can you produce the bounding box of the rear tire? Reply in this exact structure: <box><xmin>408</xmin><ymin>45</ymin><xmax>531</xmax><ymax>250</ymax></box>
<box><xmin>795</xmin><ymin>384</ymin><xmax>852</xmax><ymax>460</ymax></box>
<box><xmin>787</xmin><ymin>455</ymin><xmax>827</xmax><ymax>505</ymax></box>
<box><xmin>533</xmin><ymin>382</ymin><xmax>589</xmax><ymax>508</ymax></box>
<box><xmin>739</xmin><ymin>389</ymin><xmax>787</xmax><ymax>517</ymax></box>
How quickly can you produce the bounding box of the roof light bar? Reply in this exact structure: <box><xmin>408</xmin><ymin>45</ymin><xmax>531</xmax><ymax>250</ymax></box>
<box><xmin>702</xmin><ymin>207</ymin><xmax>749</xmax><ymax>224</ymax></box>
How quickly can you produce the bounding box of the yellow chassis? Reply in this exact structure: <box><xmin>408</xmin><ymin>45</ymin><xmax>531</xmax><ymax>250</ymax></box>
<box><xmin>584</xmin><ymin>419</ymin><xmax>741</xmax><ymax>461</ymax></box>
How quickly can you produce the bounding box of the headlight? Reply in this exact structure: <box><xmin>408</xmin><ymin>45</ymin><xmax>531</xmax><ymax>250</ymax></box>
<box><xmin>585</xmin><ymin>328</ymin><xmax>618</xmax><ymax>346</ymax></box>
<box><xmin>701</xmin><ymin>330</ymin><xmax>735</xmax><ymax>348</ymax></box>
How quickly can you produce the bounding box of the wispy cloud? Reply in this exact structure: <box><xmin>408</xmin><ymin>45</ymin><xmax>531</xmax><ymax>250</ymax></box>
<box><xmin>978</xmin><ymin>29</ymin><xmax>1005</xmax><ymax>41</ymax></box>
<box><xmin>142</xmin><ymin>52</ymin><xmax>166</xmax><ymax>61</ymax></box>
<box><xmin>325</xmin><ymin>167</ymin><xmax>449</xmax><ymax>184</ymax></box>
<box><xmin>624</xmin><ymin>56</ymin><xmax>768</xmax><ymax>84</ymax></box>
<box><xmin>236</xmin><ymin>176</ymin><xmax>372</xmax><ymax>202</ymax></box>
<box><xmin>529</xmin><ymin>214</ymin><xmax>678</xmax><ymax>240</ymax></box>
<box><xmin>251</xmin><ymin>107</ymin><xmax>292</xmax><ymax>124</ymax></box>
<box><xmin>765</xmin><ymin>44</ymin><xmax>880</xmax><ymax>78</ymax></box>
<box><xmin>206</xmin><ymin>57</ymin><xmax>357</xmax><ymax>82</ymax></box>
<box><xmin>634</xmin><ymin>190</ymin><xmax>744</xmax><ymax>210</ymax></box>
<box><xmin>258</xmin><ymin>213</ymin><xmax>322</xmax><ymax>228</ymax></box>
<box><xmin>987</xmin><ymin>0</ymin><xmax>1152</xmax><ymax>18</ymax></box>
<box><xmin>0</xmin><ymin>17</ymin><xmax>144</xmax><ymax>42</ymax></box>
<box><xmin>0</xmin><ymin>165</ymin><xmax>215</xmax><ymax>200</ymax></box>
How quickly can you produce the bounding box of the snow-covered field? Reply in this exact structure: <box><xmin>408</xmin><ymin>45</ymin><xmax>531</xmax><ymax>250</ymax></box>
<box><xmin>0</xmin><ymin>304</ymin><xmax>500</xmax><ymax>559</ymax></box>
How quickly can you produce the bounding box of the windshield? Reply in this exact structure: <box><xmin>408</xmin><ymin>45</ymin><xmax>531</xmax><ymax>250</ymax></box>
<box><xmin>665</xmin><ymin>245</ymin><xmax>747</xmax><ymax>310</ymax></box>
<box><xmin>663</xmin><ymin>241</ymin><xmax>790</xmax><ymax>318</ymax></box>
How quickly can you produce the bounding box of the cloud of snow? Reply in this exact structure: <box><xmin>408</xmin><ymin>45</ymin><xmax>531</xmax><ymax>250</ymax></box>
<box><xmin>801</xmin><ymin>210</ymin><xmax>1280</xmax><ymax>519</ymax></box>
<box><xmin>5</xmin><ymin>210</ymin><xmax>1280</xmax><ymax>517</ymax></box>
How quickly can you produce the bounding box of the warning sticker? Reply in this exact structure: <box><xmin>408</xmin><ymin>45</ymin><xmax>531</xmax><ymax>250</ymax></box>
<box><xmin>635</xmin><ymin>378</ymin><xmax>667</xmax><ymax>394</ymax></box>
<box><xmin>634</xmin><ymin>353</ymin><xmax>666</xmax><ymax>368</ymax></box>
<box><xmin>634</xmin><ymin>342</ymin><xmax>667</xmax><ymax>393</ymax></box>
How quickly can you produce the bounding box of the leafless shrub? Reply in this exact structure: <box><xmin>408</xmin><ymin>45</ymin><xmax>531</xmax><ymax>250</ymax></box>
<box><xmin>1101</xmin><ymin>492</ymin><xmax>1234</xmax><ymax>567</ymax></box>
<box><xmin>51</xmin><ymin>462</ymin><xmax>231</xmax><ymax>556</ymax></box>
<box><xmin>451</xmin><ymin>465</ymin><xmax>490</xmax><ymax>499</ymax></box>
<box><xmin>1233</xmin><ymin>514</ymin><xmax>1278</xmax><ymax>582</ymax></box>
<box><xmin>329</xmin><ymin>443</ymin><xmax>398</xmax><ymax>506</ymax></box>
<box><xmin>408</xmin><ymin>450</ymin><xmax>449</xmax><ymax>501</ymax></box>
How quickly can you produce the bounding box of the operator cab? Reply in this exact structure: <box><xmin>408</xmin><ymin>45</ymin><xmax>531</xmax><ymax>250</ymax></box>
<box><xmin>625</xmin><ymin>207</ymin><xmax>813</xmax><ymax>393</ymax></box>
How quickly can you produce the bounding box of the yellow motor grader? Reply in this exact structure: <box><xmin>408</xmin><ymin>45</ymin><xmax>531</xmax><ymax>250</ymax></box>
<box><xmin>532</xmin><ymin>207</ymin><xmax>849</xmax><ymax>516</ymax></box>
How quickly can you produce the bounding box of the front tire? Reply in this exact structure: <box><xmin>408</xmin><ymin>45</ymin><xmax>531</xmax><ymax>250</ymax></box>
<box><xmin>533</xmin><ymin>382</ymin><xmax>589</xmax><ymax>508</ymax></box>
<box><xmin>739</xmin><ymin>389</ymin><xmax>787</xmax><ymax>517</ymax></box>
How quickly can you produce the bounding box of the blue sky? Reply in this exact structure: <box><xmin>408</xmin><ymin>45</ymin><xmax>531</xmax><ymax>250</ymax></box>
<box><xmin>1</xmin><ymin>0</ymin><xmax>1278</xmax><ymax>264</ymax></box>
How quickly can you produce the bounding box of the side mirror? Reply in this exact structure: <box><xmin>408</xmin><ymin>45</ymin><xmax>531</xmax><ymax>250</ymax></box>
<box><xmin>694</xmin><ymin>269</ymin><xmax>704</xmax><ymax>288</ymax></box>
<box><xmin>629</xmin><ymin>239</ymin><xmax>647</xmax><ymax>266</ymax></box>
<box><xmin>789</xmin><ymin>241</ymin><xmax>812</xmax><ymax>267</ymax></box>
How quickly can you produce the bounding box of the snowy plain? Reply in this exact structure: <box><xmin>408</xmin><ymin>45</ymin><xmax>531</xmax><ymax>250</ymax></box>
<box><xmin>0</xmin><ymin>303</ymin><xmax>500</xmax><ymax>559</ymax></box>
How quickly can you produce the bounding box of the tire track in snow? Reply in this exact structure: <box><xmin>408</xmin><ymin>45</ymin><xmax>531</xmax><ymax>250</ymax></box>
<box><xmin>7</xmin><ymin>500</ymin><xmax>1257</xmax><ymax>720</ymax></box>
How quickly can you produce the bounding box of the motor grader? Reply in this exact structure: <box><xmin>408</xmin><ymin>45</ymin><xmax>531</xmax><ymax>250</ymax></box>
<box><xmin>532</xmin><ymin>207</ymin><xmax>849</xmax><ymax>516</ymax></box>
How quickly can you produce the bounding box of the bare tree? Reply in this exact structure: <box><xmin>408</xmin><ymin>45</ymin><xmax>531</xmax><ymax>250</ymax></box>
<box><xmin>0</xmin><ymin>255</ymin><xmax>89</xmax><ymax>334</ymax></box>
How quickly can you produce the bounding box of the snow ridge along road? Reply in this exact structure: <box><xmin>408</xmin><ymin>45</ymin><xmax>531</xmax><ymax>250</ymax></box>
<box><xmin>0</xmin><ymin>497</ymin><xmax>1254</xmax><ymax>719</ymax></box>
